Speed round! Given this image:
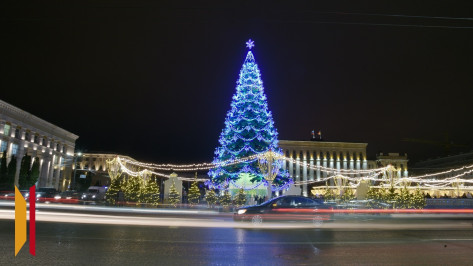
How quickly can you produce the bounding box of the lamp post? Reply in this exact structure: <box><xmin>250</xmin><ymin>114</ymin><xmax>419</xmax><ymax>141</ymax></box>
<box><xmin>71</xmin><ymin>152</ymin><xmax>82</xmax><ymax>191</ymax></box>
<box><xmin>258</xmin><ymin>149</ymin><xmax>282</xmax><ymax>200</ymax></box>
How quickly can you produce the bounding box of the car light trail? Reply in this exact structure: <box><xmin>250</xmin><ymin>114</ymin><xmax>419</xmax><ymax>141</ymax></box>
<box><xmin>272</xmin><ymin>208</ymin><xmax>473</xmax><ymax>214</ymax></box>
<box><xmin>0</xmin><ymin>209</ymin><xmax>472</xmax><ymax>230</ymax></box>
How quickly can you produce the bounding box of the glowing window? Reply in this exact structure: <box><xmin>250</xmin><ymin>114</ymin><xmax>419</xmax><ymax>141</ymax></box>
<box><xmin>3</xmin><ymin>124</ymin><xmax>10</xmax><ymax>136</ymax></box>
<box><xmin>12</xmin><ymin>144</ymin><xmax>18</xmax><ymax>156</ymax></box>
<box><xmin>0</xmin><ymin>141</ymin><xmax>7</xmax><ymax>153</ymax></box>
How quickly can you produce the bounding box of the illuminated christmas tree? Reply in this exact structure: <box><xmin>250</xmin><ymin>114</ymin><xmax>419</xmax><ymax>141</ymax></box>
<box><xmin>125</xmin><ymin>176</ymin><xmax>143</xmax><ymax>204</ymax></box>
<box><xmin>396</xmin><ymin>187</ymin><xmax>411</xmax><ymax>209</ymax></box>
<box><xmin>219</xmin><ymin>190</ymin><xmax>232</xmax><ymax>207</ymax></box>
<box><xmin>205</xmin><ymin>189</ymin><xmax>218</xmax><ymax>207</ymax></box>
<box><xmin>106</xmin><ymin>176</ymin><xmax>125</xmax><ymax>205</ymax></box>
<box><xmin>366</xmin><ymin>187</ymin><xmax>387</xmax><ymax>209</ymax></box>
<box><xmin>168</xmin><ymin>181</ymin><xmax>181</xmax><ymax>207</ymax></box>
<box><xmin>142</xmin><ymin>176</ymin><xmax>160</xmax><ymax>206</ymax></box>
<box><xmin>410</xmin><ymin>188</ymin><xmax>426</xmax><ymax>209</ymax></box>
<box><xmin>340</xmin><ymin>188</ymin><xmax>355</xmax><ymax>203</ymax></box>
<box><xmin>234</xmin><ymin>188</ymin><xmax>247</xmax><ymax>206</ymax></box>
<box><xmin>208</xmin><ymin>39</ymin><xmax>290</xmax><ymax>192</ymax></box>
<box><xmin>188</xmin><ymin>177</ymin><xmax>201</xmax><ymax>205</ymax></box>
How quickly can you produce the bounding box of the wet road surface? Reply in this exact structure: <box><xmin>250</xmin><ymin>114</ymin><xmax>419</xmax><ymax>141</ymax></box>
<box><xmin>1</xmin><ymin>217</ymin><xmax>473</xmax><ymax>265</ymax></box>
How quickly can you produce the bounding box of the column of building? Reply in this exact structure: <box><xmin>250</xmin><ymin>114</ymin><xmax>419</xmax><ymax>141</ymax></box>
<box><xmin>295</xmin><ymin>151</ymin><xmax>300</xmax><ymax>193</ymax></box>
<box><xmin>349</xmin><ymin>152</ymin><xmax>354</xmax><ymax>179</ymax></box>
<box><xmin>40</xmin><ymin>154</ymin><xmax>51</xmax><ymax>187</ymax></box>
<box><xmin>336</xmin><ymin>152</ymin><xmax>340</xmax><ymax>173</ymax></box>
<box><xmin>356</xmin><ymin>152</ymin><xmax>361</xmax><ymax>177</ymax></box>
<box><xmin>302</xmin><ymin>151</ymin><xmax>307</xmax><ymax>197</ymax></box>
<box><xmin>13</xmin><ymin>128</ymin><xmax>26</xmax><ymax>188</ymax></box>
<box><xmin>322</xmin><ymin>152</ymin><xmax>328</xmax><ymax>182</ymax></box>
<box><xmin>288</xmin><ymin>150</ymin><xmax>293</xmax><ymax>187</ymax></box>
<box><xmin>343</xmin><ymin>152</ymin><xmax>348</xmax><ymax>170</ymax></box>
<box><xmin>309</xmin><ymin>152</ymin><xmax>314</xmax><ymax>182</ymax></box>
<box><xmin>0</xmin><ymin>121</ymin><xmax>4</xmax><ymax>153</ymax></box>
<box><xmin>47</xmin><ymin>138</ymin><xmax>55</xmax><ymax>187</ymax></box>
<box><xmin>0</xmin><ymin>121</ymin><xmax>6</xmax><ymax>166</ymax></box>
<box><xmin>54</xmin><ymin>144</ymin><xmax>63</xmax><ymax>190</ymax></box>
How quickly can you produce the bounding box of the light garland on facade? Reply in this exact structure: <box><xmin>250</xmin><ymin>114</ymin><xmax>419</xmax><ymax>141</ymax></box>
<box><xmin>118</xmin><ymin>154</ymin><xmax>390</xmax><ymax>174</ymax></box>
<box><xmin>118</xmin><ymin>154</ymin><xmax>260</xmax><ymax>171</ymax></box>
<box><xmin>115</xmin><ymin>154</ymin><xmax>473</xmax><ymax>191</ymax></box>
<box><xmin>283</xmin><ymin>157</ymin><xmax>388</xmax><ymax>174</ymax></box>
<box><xmin>408</xmin><ymin>164</ymin><xmax>473</xmax><ymax>179</ymax></box>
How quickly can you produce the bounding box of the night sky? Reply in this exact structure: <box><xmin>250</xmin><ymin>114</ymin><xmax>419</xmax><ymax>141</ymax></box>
<box><xmin>2</xmin><ymin>1</ymin><xmax>473</xmax><ymax>165</ymax></box>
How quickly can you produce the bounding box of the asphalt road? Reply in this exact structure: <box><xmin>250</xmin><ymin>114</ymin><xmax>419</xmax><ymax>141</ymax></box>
<box><xmin>1</xmin><ymin>213</ymin><xmax>473</xmax><ymax>265</ymax></box>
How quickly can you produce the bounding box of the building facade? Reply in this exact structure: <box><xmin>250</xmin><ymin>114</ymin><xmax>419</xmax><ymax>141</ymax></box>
<box><xmin>0</xmin><ymin>99</ymin><xmax>78</xmax><ymax>191</ymax></box>
<box><xmin>372</xmin><ymin>152</ymin><xmax>409</xmax><ymax>177</ymax></box>
<box><xmin>278</xmin><ymin>140</ymin><xmax>408</xmax><ymax>197</ymax></box>
<box><xmin>412</xmin><ymin>151</ymin><xmax>473</xmax><ymax>179</ymax></box>
<box><xmin>71</xmin><ymin>153</ymin><xmax>136</xmax><ymax>190</ymax></box>
<box><xmin>279</xmin><ymin>140</ymin><xmax>368</xmax><ymax>197</ymax></box>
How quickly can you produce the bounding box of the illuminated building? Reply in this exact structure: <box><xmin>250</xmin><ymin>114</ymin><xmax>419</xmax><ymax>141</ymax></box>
<box><xmin>73</xmin><ymin>153</ymin><xmax>136</xmax><ymax>189</ymax></box>
<box><xmin>279</xmin><ymin>140</ymin><xmax>408</xmax><ymax>197</ymax></box>
<box><xmin>0</xmin><ymin>99</ymin><xmax>78</xmax><ymax>190</ymax></box>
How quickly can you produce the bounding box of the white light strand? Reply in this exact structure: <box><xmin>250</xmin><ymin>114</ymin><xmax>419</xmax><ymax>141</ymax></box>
<box><xmin>118</xmin><ymin>154</ymin><xmax>260</xmax><ymax>171</ymax></box>
<box><xmin>117</xmin><ymin>158</ymin><xmax>208</xmax><ymax>182</ymax></box>
<box><xmin>284</xmin><ymin>157</ymin><xmax>388</xmax><ymax>174</ymax></box>
<box><xmin>118</xmin><ymin>154</ymin><xmax>390</xmax><ymax>174</ymax></box>
<box><xmin>114</xmin><ymin>155</ymin><xmax>473</xmax><ymax>190</ymax></box>
<box><xmin>408</xmin><ymin>164</ymin><xmax>473</xmax><ymax>179</ymax></box>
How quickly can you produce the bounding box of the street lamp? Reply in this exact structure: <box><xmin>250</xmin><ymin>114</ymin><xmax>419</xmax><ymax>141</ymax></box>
<box><xmin>258</xmin><ymin>149</ymin><xmax>282</xmax><ymax>200</ymax></box>
<box><xmin>71</xmin><ymin>152</ymin><xmax>82</xmax><ymax>191</ymax></box>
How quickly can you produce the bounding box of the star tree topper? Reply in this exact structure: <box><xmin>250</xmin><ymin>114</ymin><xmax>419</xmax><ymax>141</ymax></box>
<box><xmin>246</xmin><ymin>39</ymin><xmax>254</xmax><ymax>49</ymax></box>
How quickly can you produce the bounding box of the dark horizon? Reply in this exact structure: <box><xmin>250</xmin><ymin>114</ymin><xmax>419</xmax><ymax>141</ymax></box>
<box><xmin>2</xmin><ymin>1</ymin><xmax>473</xmax><ymax>165</ymax></box>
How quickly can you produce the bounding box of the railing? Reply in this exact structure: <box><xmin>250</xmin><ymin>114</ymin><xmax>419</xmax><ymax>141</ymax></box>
<box><xmin>426</xmin><ymin>198</ymin><xmax>473</xmax><ymax>209</ymax></box>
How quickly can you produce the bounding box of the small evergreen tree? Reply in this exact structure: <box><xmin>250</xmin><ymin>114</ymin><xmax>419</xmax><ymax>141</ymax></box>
<box><xmin>7</xmin><ymin>155</ymin><xmax>17</xmax><ymax>189</ymax></box>
<box><xmin>219</xmin><ymin>190</ymin><xmax>232</xmax><ymax>207</ymax></box>
<box><xmin>366</xmin><ymin>187</ymin><xmax>387</xmax><ymax>208</ymax></box>
<box><xmin>385</xmin><ymin>187</ymin><xmax>398</xmax><ymax>208</ymax></box>
<box><xmin>396</xmin><ymin>187</ymin><xmax>412</xmax><ymax>209</ymax></box>
<box><xmin>19</xmin><ymin>155</ymin><xmax>31</xmax><ymax>189</ymax></box>
<box><xmin>106</xmin><ymin>176</ymin><xmax>124</xmax><ymax>205</ymax></box>
<box><xmin>205</xmin><ymin>189</ymin><xmax>218</xmax><ymax>207</ymax></box>
<box><xmin>323</xmin><ymin>188</ymin><xmax>336</xmax><ymax>201</ymax></box>
<box><xmin>234</xmin><ymin>188</ymin><xmax>247</xmax><ymax>206</ymax></box>
<box><xmin>188</xmin><ymin>179</ymin><xmax>201</xmax><ymax>205</ymax></box>
<box><xmin>142</xmin><ymin>176</ymin><xmax>160</xmax><ymax>206</ymax></box>
<box><xmin>168</xmin><ymin>181</ymin><xmax>181</xmax><ymax>207</ymax></box>
<box><xmin>410</xmin><ymin>188</ymin><xmax>426</xmax><ymax>209</ymax></box>
<box><xmin>125</xmin><ymin>176</ymin><xmax>143</xmax><ymax>204</ymax></box>
<box><xmin>340</xmin><ymin>187</ymin><xmax>355</xmax><ymax>203</ymax></box>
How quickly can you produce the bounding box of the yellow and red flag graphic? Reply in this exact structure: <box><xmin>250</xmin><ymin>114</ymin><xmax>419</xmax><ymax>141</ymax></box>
<box><xmin>15</xmin><ymin>185</ymin><xmax>36</xmax><ymax>256</ymax></box>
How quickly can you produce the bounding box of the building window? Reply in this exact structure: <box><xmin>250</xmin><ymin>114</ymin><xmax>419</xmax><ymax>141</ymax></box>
<box><xmin>0</xmin><ymin>141</ymin><xmax>7</xmax><ymax>153</ymax></box>
<box><xmin>42</xmin><ymin>137</ymin><xmax>47</xmax><ymax>146</ymax></box>
<box><xmin>62</xmin><ymin>146</ymin><xmax>66</xmax><ymax>153</ymax></box>
<box><xmin>12</xmin><ymin>143</ymin><xmax>18</xmax><ymax>156</ymax></box>
<box><xmin>34</xmin><ymin>135</ymin><xmax>39</xmax><ymax>144</ymax></box>
<box><xmin>25</xmin><ymin>131</ymin><xmax>30</xmax><ymax>141</ymax></box>
<box><xmin>3</xmin><ymin>124</ymin><xmax>10</xmax><ymax>136</ymax></box>
<box><xmin>14</xmin><ymin>128</ymin><xmax>20</xmax><ymax>139</ymax></box>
